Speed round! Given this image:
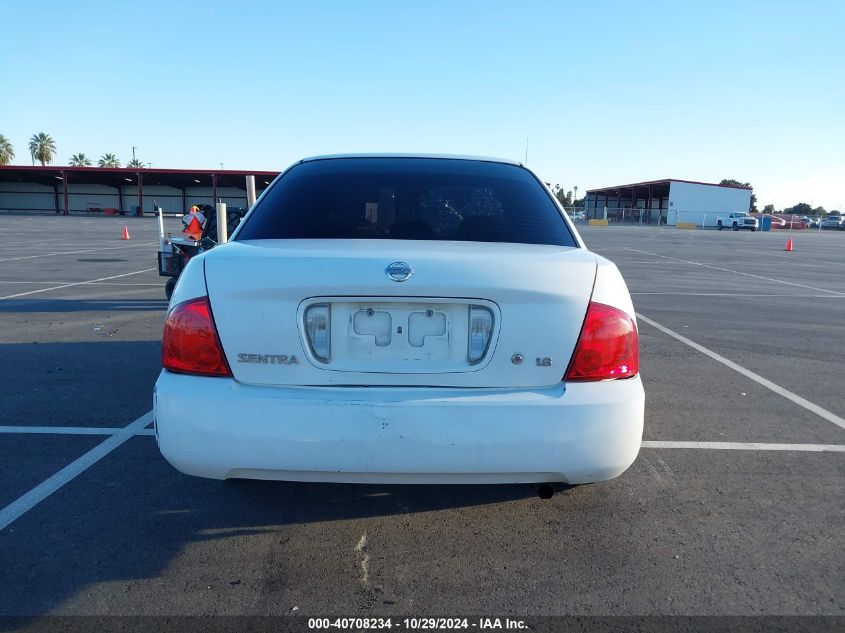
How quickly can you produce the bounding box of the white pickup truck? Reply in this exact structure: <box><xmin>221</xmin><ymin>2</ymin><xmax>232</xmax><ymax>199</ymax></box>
<box><xmin>717</xmin><ymin>212</ymin><xmax>758</xmax><ymax>231</ymax></box>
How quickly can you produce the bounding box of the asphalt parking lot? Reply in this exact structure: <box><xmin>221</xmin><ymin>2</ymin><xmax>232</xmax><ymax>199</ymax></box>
<box><xmin>0</xmin><ymin>218</ymin><xmax>842</xmax><ymax>621</ymax></box>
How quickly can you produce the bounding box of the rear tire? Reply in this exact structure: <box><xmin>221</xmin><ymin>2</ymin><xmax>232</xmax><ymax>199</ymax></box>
<box><xmin>165</xmin><ymin>277</ymin><xmax>177</xmax><ymax>300</ymax></box>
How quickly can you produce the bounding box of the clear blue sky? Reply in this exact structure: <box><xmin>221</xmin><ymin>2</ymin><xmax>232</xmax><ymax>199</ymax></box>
<box><xmin>2</xmin><ymin>0</ymin><xmax>843</xmax><ymax>209</ymax></box>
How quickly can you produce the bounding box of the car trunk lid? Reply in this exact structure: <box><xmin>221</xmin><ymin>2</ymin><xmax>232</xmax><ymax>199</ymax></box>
<box><xmin>204</xmin><ymin>239</ymin><xmax>597</xmax><ymax>388</ymax></box>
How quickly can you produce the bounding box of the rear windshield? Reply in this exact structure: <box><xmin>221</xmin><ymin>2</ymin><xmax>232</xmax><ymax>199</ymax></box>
<box><xmin>235</xmin><ymin>158</ymin><xmax>577</xmax><ymax>247</ymax></box>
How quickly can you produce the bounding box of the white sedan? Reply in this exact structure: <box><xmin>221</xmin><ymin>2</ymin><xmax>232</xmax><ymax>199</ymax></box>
<box><xmin>154</xmin><ymin>155</ymin><xmax>644</xmax><ymax>485</ymax></box>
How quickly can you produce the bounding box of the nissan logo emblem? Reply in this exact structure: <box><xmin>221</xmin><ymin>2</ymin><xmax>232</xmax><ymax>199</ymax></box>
<box><xmin>386</xmin><ymin>262</ymin><xmax>413</xmax><ymax>282</ymax></box>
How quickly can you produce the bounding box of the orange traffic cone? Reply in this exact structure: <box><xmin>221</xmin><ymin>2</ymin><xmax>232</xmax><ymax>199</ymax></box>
<box><xmin>183</xmin><ymin>216</ymin><xmax>203</xmax><ymax>240</ymax></box>
<box><xmin>121</xmin><ymin>225</ymin><xmax>130</xmax><ymax>240</ymax></box>
<box><xmin>785</xmin><ymin>238</ymin><xmax>793</xmax><ymax>252</ymax></box>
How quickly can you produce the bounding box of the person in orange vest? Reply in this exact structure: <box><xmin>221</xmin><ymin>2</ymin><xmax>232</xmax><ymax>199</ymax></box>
<box><xmin>182</xmin><ymin>205</ymin><xmax>205</xmax><ymax>240</ymax></box>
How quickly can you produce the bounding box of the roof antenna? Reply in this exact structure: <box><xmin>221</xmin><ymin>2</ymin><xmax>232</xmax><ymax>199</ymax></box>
<box><xmin>524</xmin><ymin>137</ymin><xmax>528</xmax><ymax>164</ymax></box>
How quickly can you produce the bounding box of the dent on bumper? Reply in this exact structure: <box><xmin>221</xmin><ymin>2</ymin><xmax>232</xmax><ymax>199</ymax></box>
<box><xmin>153</xmin><ymin>373</ymin><xmax>644</xmax><ymax>484</ymax></box>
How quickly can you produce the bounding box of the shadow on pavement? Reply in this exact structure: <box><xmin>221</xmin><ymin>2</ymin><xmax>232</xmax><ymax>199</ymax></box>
<box><xmin>0</xmin><ymin>337</ymin><xmax>561</xmax><ymax>615</ymax></box>
<box><xmin>0</xmin><ymin>341</ymin><xmax>162</xmax><ymax>427</ymax></box>
<box><xmin>0</xmin><ymin>298</ymin><xmax>168</xmax><ymax>313</ymax></box>
<box><xmin>0</xmin><ymin>435</ymin><xmax>556</xmax><ymax>615</ymax></box>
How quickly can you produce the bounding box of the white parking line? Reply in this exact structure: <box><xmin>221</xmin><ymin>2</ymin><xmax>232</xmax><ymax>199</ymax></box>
<box><xmin>626</xmin><ymin>247</ymin><xmax>845</xmax><ymax>296</ymax></box>
<box><xmin>732</xmin><ymin>249</ymin><xmax>845</xmax><ymax>267</ymax></box>
<box><xmin>0</xmin><ymin>411</ymin><xmax>153</xmax><ymax>532</ymax></box>
<box><xmin>630</xmin><ymin>292</ymin><xmax>845</xmax><ymax>298</ymax></box>
<box><xmin>0</xmin><ymin>413</ymin><xmax>842</xmax><ymax>533</ymax></box>
<box><xmin>637</xmin><ymin>312</ymin><xmax>845</xmax><ymax>431</ymax></box>
<box><xmin>0</xmin><ymin>237</ymin><xmax>86</xmax><ymax>245</ymax></box>
<box><xmin>0</xmin><ymin>281</ymin><xmax>163</xmax><ymax>287</ymax></box>
<box><xmin>0</xmin><ymin>268</ymin><xmax>156</xmax><ymax>300</ymax></box>
<box><xmin>1</xmin><ymin>424</ymin><xmax>841</xmax><ymax>451</ymax></box>
<box><xmin>0</xmin><ymin>426</ymin><xmax>155</xmax><ymax>435</ymax></box>
<box><xmin>642</xmin><ymin>441</ymin><xmax>845</xmax><ymax>452</ymax></box>
<box><xmin>84</xmin><ymin>282</ymin><xmax>164</xmax><ymax>287</ymax></box>
<box><xmin>0</xmin><ymin>242</ymin><xmax>155</xmax><ymax>263</ymax></box>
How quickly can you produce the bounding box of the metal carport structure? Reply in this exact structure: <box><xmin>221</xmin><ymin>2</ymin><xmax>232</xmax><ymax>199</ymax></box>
<box><xmin>0</xmin><ymin>166</ymin><xmax>280</xmax><ymax>216</ymax></box>
<box><xmin>585</xmin><ymin>178</ymin><xmax>753</xmax><ymax>225</ymax></box>
<box><xmin>584</xmin><ymin>179</ymin><xmax>673</xmax><ymax>224</ymax></box>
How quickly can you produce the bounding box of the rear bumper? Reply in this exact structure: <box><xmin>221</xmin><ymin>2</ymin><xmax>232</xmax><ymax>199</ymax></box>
<box><xmin>153</xmin><ymin>373</ymin><xmax>644</xmax><ymax>484</ymax></box>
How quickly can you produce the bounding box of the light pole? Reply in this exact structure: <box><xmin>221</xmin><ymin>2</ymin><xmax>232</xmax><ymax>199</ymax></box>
<box><xmin>132</xmin><ymin>146</ymin><xmax>137</xmax><ymax>162</ymax></box>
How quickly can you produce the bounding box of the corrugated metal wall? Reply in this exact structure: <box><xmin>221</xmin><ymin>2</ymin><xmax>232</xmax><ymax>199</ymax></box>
<box><xmin>185</xmin><ymin>186</ymin><xmax>248</xmax><ymax>212</ymax></box>
<box><xmin>66</xmin><ymin>183</ymin><xmax>121</xmax><ymax>212</ymax></box>
<box><xmin>122</xmin><ymin>185</ymin><xmax>183</xmax><ymax>214</ymax></box>
<box><xmin>0</xmin><ymin>181</ymin><xmax>56</xmax><ymax>212</ymax></box>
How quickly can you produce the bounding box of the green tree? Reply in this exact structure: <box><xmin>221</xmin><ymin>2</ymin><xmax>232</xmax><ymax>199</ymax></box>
<box><xmin>98</xmin><ymin>153</ymin><xmax>120</xmax><ymax>168</ymax></box>
<box><xmin>0</xmin><ymin>134</ymin><xmax>14</xmax><ymax>165</ymax></box>
<box><xmin>553</xmin><ymin>184</ymin><xmax>573</xmax><ymax>207</ymax></box>
<box><xmin>28</xmin><ymin>132</ymin><xmax>56</xmax><ymax>166</ymax></box>
<box><xmin>126</xmin><ymin>157</ymin><xmax>145</xmax><ymax>168</ymax></box>
<box><xmin>812</xmin><ymin>206</ymin><xmax>826</xmax><ymax>215</ymax></box>
<box><xmin>720</xmin><ymin>179</ymin><xmax>757</xmax><ymax>212</ymax></box>
<box><xmin>762</xmin><ymin>204</ymin><xmax>775</xmax><ymax>214</ymax></box>
<box><xmin>784</xmin><ymin>202</ymin><xmax>813</xmax><ymax>215</ymax></box>
<box><xmin>69</xmin><ymin>153</ymin><xmax>91</xmax><ymax>166</ymax></box>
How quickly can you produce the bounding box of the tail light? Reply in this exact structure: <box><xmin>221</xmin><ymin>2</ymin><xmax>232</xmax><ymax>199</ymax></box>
<box><xmin>304</xmin><ymin>303</ymin><xmax>331</xmax><ymax>363</ymax></box>
<box><xmin>468</xmin><ymin>305</ymin><xmax>494</xmax><ymax>364</ymax></box>
<box><xmin>162</xmin><ymin>297</ymin><xmax>232</xmax><ymax>377</ymax></box>
<box><xmin>564</xmin><ymin>302</ymin><xmax>638</xmax><ymax>381</ymax></box>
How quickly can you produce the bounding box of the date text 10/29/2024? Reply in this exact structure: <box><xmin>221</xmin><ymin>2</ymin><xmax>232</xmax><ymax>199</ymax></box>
<box><xmin>308</xmin><ymin>618</ymin><xmax>527</xmax><ymax>630</ymax></box>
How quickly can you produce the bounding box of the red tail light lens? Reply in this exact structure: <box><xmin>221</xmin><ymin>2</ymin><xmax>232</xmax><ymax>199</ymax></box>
<box><xmin>564</xmin><ymin>302</ymin><xmax>639</xmax><ymax>381</ymax></box>
<box><xmin>162</xmin><ymin>297</ymin><xmax>232</xmax><ymax>377</ymax></box>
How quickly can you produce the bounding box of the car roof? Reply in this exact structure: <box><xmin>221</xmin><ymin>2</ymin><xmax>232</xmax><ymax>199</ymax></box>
<box><xmin>299</xmin><ymin>153</ymin><xmax>523</xmax><ymax>167</ymax></box>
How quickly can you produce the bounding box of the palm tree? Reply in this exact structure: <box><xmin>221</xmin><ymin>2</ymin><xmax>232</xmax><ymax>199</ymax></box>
<box><xmin>98</xmin><ymin>153</ymin><xmax>120</xmax><ymax>168</ymax></box>
<box><xmin>0</xmin><ymin>134</ymin><xmax>14</xmax><ymax>165</ymax></box>
<box><xmin>126</xmin><ymin>157</ymin><xmax>145</xmax><ymax>168</ymax></box>
<box><xmin>29</xmin><ymin>132</ymin><xmax>57</xmax><ymax>166</ymax></box>
<box><xmin>69</xmin><ymin>153</ymin><xmax>91</xmax><ymax>167</ymax></box>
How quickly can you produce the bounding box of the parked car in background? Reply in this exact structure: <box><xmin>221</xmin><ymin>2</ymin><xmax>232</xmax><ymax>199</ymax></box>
<box><xmin>800</xmin><ymin>216</ymin><xmax>820</xmax><ymax>228</ymax></box>
<box><xmin>767</xmin><ymin>215</ymin><xmax>788</xmax><ymax>229</ymax></box>
<box><xmin>821</xmin><ymin>216</ymin><xmax>845</xmax><ymax>230</ymax></box>
<box><xmin>775</xmin><ymin>214</ymin><xmax>808</xmax><ymax>229</ymax></box>
<box><xmin>717</xmin><ymin>212</ymin><xmax>758</xmax><ymax>231</ymax></box>
<box><xmin>751</xmin><ymin>214</ymin><xmax>786</xmax><ymax>229</ymax></box>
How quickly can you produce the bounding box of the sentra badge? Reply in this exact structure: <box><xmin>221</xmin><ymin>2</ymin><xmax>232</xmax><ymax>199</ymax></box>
<box><xmin>237</xmin><ymin>354</ymin><xmax>299</xmax><ymax>365</ymax></box>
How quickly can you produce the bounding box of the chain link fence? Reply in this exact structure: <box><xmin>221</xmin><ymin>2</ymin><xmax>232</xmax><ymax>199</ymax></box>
<box><xmin>571</xmin><ymin>206</ymin><xmax>839</xmax><ymax>232</ymax></box>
